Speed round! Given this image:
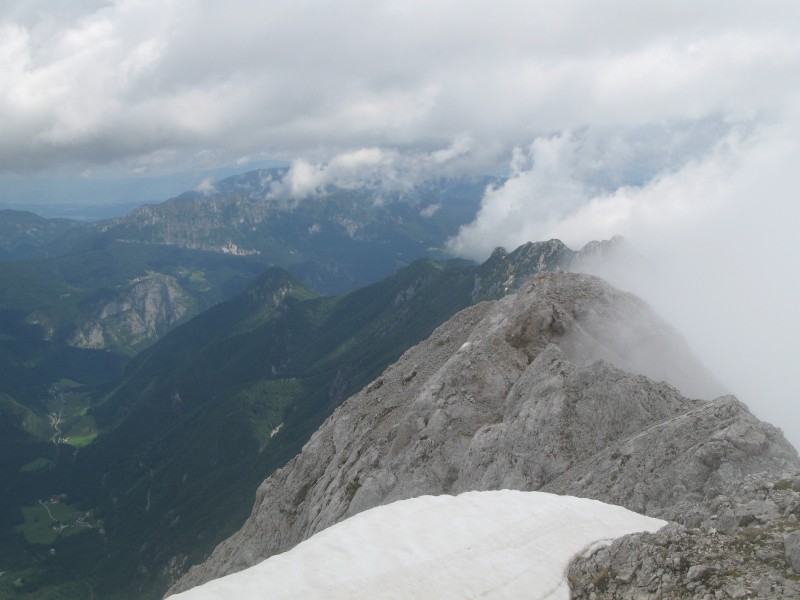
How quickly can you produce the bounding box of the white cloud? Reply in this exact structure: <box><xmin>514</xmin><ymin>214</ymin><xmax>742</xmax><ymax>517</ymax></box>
<box><xmin>447</xmin><ymin>134</ymin><xmax>592</xmax><ymax>257</ymax></box>
<box><xmin>196</xmin><ymin>177</ymin><xmax>215</xmax><ymax>194</ymax></box>
<box><xmin>448</xmin><ymin>112</ymin><xmax>800</xmax><ymax>447</ymax></box>
<box><xmin>420</xmin><ymin>203</ymin><xmax>441</xmax><ymax>217</ymax></box>
<box><xmin>447</xmin><ymin>119</ymin><xmax>737</xmax><ymax>257</ymax></box>
<box><xmin>268</xmin><ymin>138</ymin><xmax>491</xmax><ymax>200</ymax></box>
<box><xmin>2</xmin><ymin>0</ymin><xmax>799</xmax><ymax>176</ymax></box>
<box><xmin>593</xmin><ymin>116</ymin><xmax>800</xmax><ymax>449</ymax></box>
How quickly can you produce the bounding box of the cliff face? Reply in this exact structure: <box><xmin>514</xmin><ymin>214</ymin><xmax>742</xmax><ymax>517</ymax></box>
<box><xmin>168</xmin><ymin>272</ymin><xmax>799</xmax><ymax>596</ymax></box>
<box><xmin>68</xmin><ymin>273</ymin><xmax>195</xmax><ymax>353</ymax></box>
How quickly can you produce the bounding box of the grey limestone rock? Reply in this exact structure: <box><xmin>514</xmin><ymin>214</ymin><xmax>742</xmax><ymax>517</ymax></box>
<box><xmin>785</xmin><ymin>530</ymin><xmax>800</xmax><ymax>573</ymax></box>
<box><xmin>568</xmin><ymin>472</ymin><xmax>800</xmax><ymax>599</ymax></box>
<box><xmin>167</xmin><ymin>272</ymin><xmax>798</xmax><ymax>596</ymax></box>
<box><xmin>68</xmin><ymin>272</ymin><xmax>194</xmax><ymax>352</ymax></box>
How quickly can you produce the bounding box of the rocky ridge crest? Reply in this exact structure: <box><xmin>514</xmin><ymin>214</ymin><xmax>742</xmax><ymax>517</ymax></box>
<box><xmin>168</xmin><ymin>271</ymin><xmax>798</xmax><ymax>597</ymax></box>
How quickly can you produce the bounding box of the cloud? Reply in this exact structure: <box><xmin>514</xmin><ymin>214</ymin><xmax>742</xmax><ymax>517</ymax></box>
<box><xmin>2</xmin><ymin>0</ymin><xmax>799</xmax><ymax>176</ymax></box>
<box><xmin>447</xmin><ymin>119</ymin><xmax>735</xmax><ymax>258</ymax></box>
<box><xmin>601</xmin><ymin>115</ymin><xmax>800</xmax><ymax>449</ymax></box>
<box><xmin>420</xmin><ymin>203</ymin><xmax>441</xmax><ymax>218</ymax></box>
<box><xmin>449</xmin><ymin>111</ymin><xmax>800</xmax><ymax>447</ymax></box>
<box><xmin>196</xmin><ymin>176</ymin><xmax>215</xmax><ymax>194</ymax></box>
<box><xmin>268</xmin><ymin>138</ymin><xmax>489</xmax><ymax>200</ymax></box>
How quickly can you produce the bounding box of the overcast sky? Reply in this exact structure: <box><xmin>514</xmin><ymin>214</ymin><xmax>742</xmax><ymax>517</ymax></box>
<box><xmin>3</xmin><ymin>1</ymin><xmax>797</xmax><ymax>187</ymax></box>
<box><xmin>2</xmin><ymin>1</ymin><xmax>800</xmax><ymax>445</ymax></box>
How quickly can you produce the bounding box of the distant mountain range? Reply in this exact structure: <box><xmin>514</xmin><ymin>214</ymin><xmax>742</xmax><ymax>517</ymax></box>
<box><xmin>0</xmin><ymin>168</ymin><xmax>491</xmax><ymax>550</ymax></box>
<box><xmin>96</xmin><ymin>169</ymin><xmax>490</xmax><ymax>294</ymax></box>
<box><xmin>0</xmin><ymin>169</ymin><xmax>491</xmax><ymax>356</ymax></box>
<box><xmin>0</xmin><ymin>209</ymin><xmax>89</xmax><ymax>260</ymax></box>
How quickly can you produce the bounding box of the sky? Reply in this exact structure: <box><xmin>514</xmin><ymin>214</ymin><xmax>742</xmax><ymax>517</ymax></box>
<box><xmin>4</xmin><ymin>1</ymin><xmax>797</xmax><ymax>201</ymax></box>
<box><xmin>169</xmin><ymin>490</ymin><xmax>665</xmax><ymax>599</ymax></box>
<box><xmin>2</xmin><ymin>1</ymin><xmax>799</xmax><ymax>444</ymax></box>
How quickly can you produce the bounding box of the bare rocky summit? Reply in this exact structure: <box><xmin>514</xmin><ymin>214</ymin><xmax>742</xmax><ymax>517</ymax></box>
<box><xmin>167</xmin><ymin>271</ymin><xmax>799</xmax><ymax>597</ymax></box>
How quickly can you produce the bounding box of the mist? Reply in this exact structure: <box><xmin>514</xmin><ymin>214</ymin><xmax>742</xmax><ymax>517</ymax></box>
<box><xmin>265</xmin><ymin>139</ymin><xmax>496</xmax><ymax>201</ymax></box>
<box><xmin>448</xmin><ymin>116</ymin><xmax>800</xmax><ymax>450</ymax></box>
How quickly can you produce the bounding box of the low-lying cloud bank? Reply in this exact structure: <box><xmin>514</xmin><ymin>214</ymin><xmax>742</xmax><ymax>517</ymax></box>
<box><xmin>448</xmin><ymin>113</ymin><xmax>800</xmax><ymax>449</ymax></box>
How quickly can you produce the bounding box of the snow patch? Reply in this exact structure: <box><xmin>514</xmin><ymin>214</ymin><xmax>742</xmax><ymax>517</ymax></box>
<box><xmin>168</xmin><ymin>490</ymin><xmax>665</xmax><ymax>600</ymax></box>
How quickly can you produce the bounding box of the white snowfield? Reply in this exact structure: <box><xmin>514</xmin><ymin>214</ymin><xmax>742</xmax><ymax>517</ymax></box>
<box><xmin>169</xmin><ymin>490</ymin><xmax>665</xmax><ymax>600</ymax></box>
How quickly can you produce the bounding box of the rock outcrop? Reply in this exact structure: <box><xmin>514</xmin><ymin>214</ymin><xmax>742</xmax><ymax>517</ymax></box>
<box><xmin>168</xmin><ymin>272</ymin><xmax>798</xmax><ymax>596</ymax></box>
<box><xmin>569</xmin><ymin>472</ymin><xmax>800</xmax><ymax>599</ymax></box>
<box><xmin>68</xmin><ymin>273</ymin><xmax>194</xmax><ymax>352</ymax></box>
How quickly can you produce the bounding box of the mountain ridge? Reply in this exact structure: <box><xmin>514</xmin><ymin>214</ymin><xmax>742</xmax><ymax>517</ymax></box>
<box><xmin>0</xmin><ymin>169</ymin><xmax>490</xmax><ymax>363</ymax></box>
<box><xmin>41</xmin><ymin>242</ymin><xmax>568</xmax><ymax>598</ymax></box>
<box><xmin>0</xmin><ymin>209</ymin><xmax>88</xmax><ymax>260</ymax></box>
<box><xmin>94</xmin><ymin>169</ymin><xmax>490</xmax><ymax>294</ymax></box>
<box><xmin>169</xmin><ymin>271</ymin><xmax>798</xmax><ymax>596</ymax></box>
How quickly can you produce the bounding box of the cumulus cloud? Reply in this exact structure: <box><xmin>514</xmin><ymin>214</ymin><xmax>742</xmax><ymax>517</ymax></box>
<box><xmin>2</xmin><ymin>0</ymin><xmax>799</xmax><ymax>176</ymax></box>
<box><xmin>447</xmin><ymin>118</ymin><xmax>736</xmax><ymax>256</ymax></box>
<box><xmin>589</xmin><ymin>117</ymin><xmax>800</xmax><ymax>449</ymax></box>
<box><xmin>449</xmin><ymin>112</ymin><xmax>800</xmax><ymax>447</ymax></box>
<box><xmin>268</xmin><ymin>137</ymin><xmax>488</xmax><ymax>200</ymax></box>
